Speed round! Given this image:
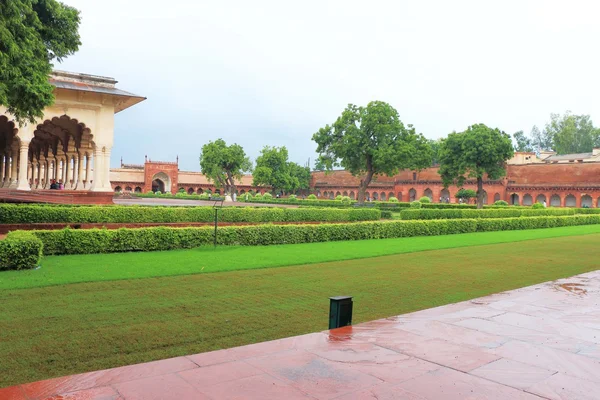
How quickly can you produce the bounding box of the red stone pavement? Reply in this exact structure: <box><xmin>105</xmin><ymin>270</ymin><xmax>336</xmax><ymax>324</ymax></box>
<box><xmin>3</xmin><ymin>271</ymin><xmax>600</xmax><ymax>399</ymax></box>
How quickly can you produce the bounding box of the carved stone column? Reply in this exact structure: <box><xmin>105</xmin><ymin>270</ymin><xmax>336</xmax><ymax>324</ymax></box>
<box><xmin>16</xmin><ymin>141</ymin><xmax>31</xmax><ymax>191</ymax></box>
<box><xmin>8</xmin><ymin>147</ymin><xmax>18</xmax><ymax>188</ymax></box>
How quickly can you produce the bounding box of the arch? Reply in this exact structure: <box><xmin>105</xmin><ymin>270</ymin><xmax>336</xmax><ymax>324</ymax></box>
<box><xmin>550</xmin><ymin>194</ymin><xmax>561</xmax><ymax>207</ymax></box>
<box><xmin>329</xmin><ymin>191</ymin><xmax>334</xmax><ymax>200</ymax></box>
<box><xmin>423</xmin><ymin>188</ymin><xmax>433</xmax><ymax>201</ymax></box>
<box><xmin>323</xmin><ymin>191</ymin><xmax>328</xmax><ymax>198</ymax></box>
<box><xmin>372</xmin><ymin>192</ymin><xmax>379</xmax><ymax>200</ymax></box>
<box><xmin>522</xmin><ymin>194</ymin><xmax>533</xmax><ymax>206</ymax></box>
<box><xmin>197</xmin><ymin>188</ymin><xmax>204</xmax><ymax>194</ymax></box>
<box><xmin>598</xmin><ymin>197</ymin><xmax>600</xmax><ymax>208</ymax></box>
<box><xmin>151</xmin><ymin>171</ymin><xmax>170</xmax><ymax>193</ymax></box>
<box><xmin>342</xmin><ymin>191</ymin><xmax>348</xmax><ymax>197</ymax></box>
<box><xmin>114</xmin><ymin>186</ymin><xmax>122</xmax><ymax>193</ymax></box>
<box><xmin>335</xmin><ymin>191</ymin><xmax>341</xmax><ymax>197</ymax></box>
<box><xmin>365</xmin><ymin>192</ymin><xmax>371</xmax><ymax>201</ymax></box>
<box><xmin>409</xmin><ymin>188</ymin><xmax>417</xmax><ymax>202</ymax></box>
<box><xmin>134</xmin><ymin>186</ymin><xmax>141</xmax><ymax>193</ymax></box>
<box><xmin>494</xmin><ymin>193</ymin><xmax>501</xmax><ymax>202</ymax></box>
<box><xmin>239</xmin><ymin>189</ymin><xmax>246</xmax><ymax>195</ymax></box>
<box><xmin>388</xmin><ymin>192</ymin><xmax>394</xmax><ymax>200</ymax></box>
<box><xmin>565</xmin><ymin>194</ymin><xmax>576</xmax><ymax>207</ymax></box>
<box><xmin>349</xmin><ymin>191</ymin><xmax>355</xmax><ymax>200</ymax></box>
<box><xmin>396</xmin><ymin>192</ymin><xmax>402</xmax><ymax>201</ymax></box>
<box><xmin>581</xmin><ymin>195</ymin><xmax>593</xmax><ymax>208</ymax></box>
<box><xmin>535</xmin><ymin>194</ymin><xmax>546</xmax><ymax>204</ymax></box>
<box><xmin>316</xmin><ymin>190</ymin><xmax>321</xmax><ymax>197</ymax></box>
<box><xmin>125</xmin><ymin>186</ymin><xmax>132</xmax><ymax>192</ymax></box>
<box><xmin>380</xmin><ymin>192</ymin><xmax>386</xmax><ymax>201</ymax></box>
<box><xmin>187</xmin><ymin>187</ymin><xmax>194</xmax><ymax>195</ymax></box>
<box><xmin>215</xmin><ymin>189</ymin><xmax>221</xmax><ymax>194</ymax></box>
<box><xmin>510</xmin><ymin>193</ymin><xmax>519</xmax><ymax>205</ymax></box>
<box><xmin>481</xmin><ymin>191</ymin><xmax>488</xmax><ymax>204</ymax></box>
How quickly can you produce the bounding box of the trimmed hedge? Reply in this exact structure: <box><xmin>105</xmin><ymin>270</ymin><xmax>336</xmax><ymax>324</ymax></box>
<box><xmin>29</xmin><ymin>215</ymin><xmax>600</xmax><ymax>255</ymax></box>
<box><xmin>398</xmin><ymin>208</ymin><xmax>600</xmax><ymax>220</ymax></box>
<box><xmin>0</xmin><ymin>204</ymin><xmax>380</xmax><ymax>224</ymax></box>
<box><xmin>0</xmin><ymin>231</ymin><xmax>43</xmax><ymax>270</ymax></box>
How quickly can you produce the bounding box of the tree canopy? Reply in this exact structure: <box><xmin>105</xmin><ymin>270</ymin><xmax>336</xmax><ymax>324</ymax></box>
<box><xmin>312</xmin><ymin>101</ymin><xmax>432</xmax><ymax>203</ymax></box>
<box><xmin>439</xmin><ymin>123</ymin><xmax>513</xmax><ymax>209</ymax></box>
<box><xmin>0</xmin><ymin>0</ymin><xmax>81</xmax><ymax>123</ymax></box>
<box><xmin>288</xmin><ymin>162</ymin><xmax>311</xmax><ymax>193</ymax></box>
<box><xmin>199</xmin><ymin>139</ymin><xmax>251</xmax><ymax>195</ymax></box>
<box><xmin>516</xmin><ymin>112</ymin><xmax>600</xmax><ymax>155</ymax></box>
<box><xmin>252</xmin><ymin>146</ymin><xmax>290</xmax><ymax>194</ymax></box>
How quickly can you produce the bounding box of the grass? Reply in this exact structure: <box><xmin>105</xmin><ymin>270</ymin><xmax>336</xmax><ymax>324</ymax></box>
<box><xmin>1</xmin><ymin>233</ymin><xmax>600</xmax><ymax>387</ymax></box>
<box><xmin>2</xmin><ymin>224</ymin><xmax>600</xmax><ymax>290</ymax></box>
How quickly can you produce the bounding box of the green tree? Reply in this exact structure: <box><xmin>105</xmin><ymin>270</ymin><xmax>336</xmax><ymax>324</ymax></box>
<box><xmin>0</xmin><ymin>0</ymin><xmax>81</xmax><ymax>123</ymax></box>
<box><xmin>530</xmin><ymin>125</ymin><xmax>553</xmax><ymax>152</ymax></box>
<box><xmin>429</xmin><ymin>138</ymin><xmax>443</xmax><ymax>165</ymax></box>
<box><xmin>439</xmin><ymin>124</ymin><xmax>514</xmax><ymax>209</ymax></box>
<box><xmin>253</xmin><ymin>146</ymin><xmax>293</xmax><ymax>194</ymax></box>
<box><xmin>312</xmin><ymin>101</ymin><xmax>432</xmax><ymax>203</ymax></box>
<box><xmin>544</xmin><ymin>112</ymin><xmax>599</xmax><ymax>154</ymax></box>
<box><xmin>199</xmin><ymin>139</ymin><xmax>251</xmax><ymax>196</ymax></box>
<box><xmin>455</xmin><ymin>188</ymin><xmax>477</xmax><ymax>203</ymax></box>
<box><xmin>512</xmin><ymin>130</ymin><xmax>534</xmax><ymax>152</ymax></box>
<box><xmin>288</xmin><ymin>162</ymin><xmax>311</xmax><ymax>194</ymax></box>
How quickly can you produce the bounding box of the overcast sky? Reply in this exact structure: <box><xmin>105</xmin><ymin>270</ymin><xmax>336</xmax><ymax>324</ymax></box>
<box><xmin>58</xmin><ymin>0</ymin><xmax>600</xmax><ymax>171</ymax></box>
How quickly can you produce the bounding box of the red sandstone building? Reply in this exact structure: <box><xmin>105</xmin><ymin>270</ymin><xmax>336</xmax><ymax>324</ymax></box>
<box><xmin>110</xmin><ymin>151</ymin><xmax>600</xmax><ymax>208</ymax></box>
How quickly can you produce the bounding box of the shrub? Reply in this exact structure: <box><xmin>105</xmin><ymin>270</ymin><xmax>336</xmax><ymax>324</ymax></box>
<box><xmin>198</xmin><ymin>193</ymin><xmax>210</xmax><ymax>200</ymax></box>
<box><xmin>254</xmin><ymin>193</ymin><xmax>263</xmax><ymax>200</ymax></box>
<box><xmin>531</xmin><ymin>203</ymin><xmax>544</xmax><ymax>209</ymax></box>
<box><xmin>494</xmin><ymin>200</ymin><xmax>508</xmax><ymax>206</ymax></box>
<box><xmin>398</xmin><ymin>207</ymin><xmax>589</xmax><ymax>220</ymax></box>
<box><xmin>335</xmin><ymin>195</ymin><xmax>343</xmax><ymax>201</ymax></box>
<box><xmin>288</xmin><ymin>194</ymin><xmax>297</xmax><ymax>200</ymax></box>
<box><xmin>410</xmin><ymin>201</ymin><xmax>422</xmax><ymax>209</ymax></box>
<box><xmin>307</xmin><ymin>194</ymin><xmax>317</xmax><ymax>200</ymax></box>
<box><xmin>262</xmin><ymin>193</ymin><xmax>273</xmax><ymax>200</ymax></box>
<box><xmin>241</xmin><ymin>192</ymin><xmax>253</xmax><ymax>201</ymax></box>
<box><xmin>341</xmin><ymin>196</ymin><xmax>352</xmax><ymax>204</ymax></box>
<box><xmin>28</xmin><ymin>215</ymin><xmax>600</xmax><ymax>256</ymax></box>
<box><xmin>0</xmin><ymin>231</ymin><xmax>43</xmax><ymax>270</ymax></box>
<box><xmin>0</xmin><ymin>204</ymin><xmax>380</xmax><ymax>224</ymax></box>
<box><xmin>419</xmin><ymin>196</ymin><xmax>431</xmax><ymax>203</ymax></box>
<box><xmin>388</xmin><ymin>197</ymin><xmax>399</xmax><ymax>203</ymax></box>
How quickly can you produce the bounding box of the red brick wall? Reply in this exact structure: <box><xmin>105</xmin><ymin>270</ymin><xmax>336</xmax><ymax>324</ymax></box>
<box><xmin>143</xmin><ymin>161</ymin><xmax>179</xmax><ymax>194</ymax></box>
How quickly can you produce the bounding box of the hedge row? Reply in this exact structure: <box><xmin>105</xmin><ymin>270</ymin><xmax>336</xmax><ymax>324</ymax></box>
<box><xmin>399</xmin><ymin>208</ymin><xmax>600</xmax><ymax>220</ymax></box>
<box><xmin>29</xmin><ymin>215</ymin><xmax>600</xmax><ymax>255</ymax></box>
<box><xmin>0</xmin><ymin>204</ymin><xmax>380</xmax><ymax>224</ymax></box>
<box><xmin>0</xmin><ymin>231</ymin><xmax>43</xmax><ymax>270</ymax></box>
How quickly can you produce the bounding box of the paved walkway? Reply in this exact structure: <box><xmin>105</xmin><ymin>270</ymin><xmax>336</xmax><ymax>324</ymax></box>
<box><xmin>3</xmin><ymin>271</ymin><xmax>600</xmax><ymax>399</ymax></box>
<box><xmin>113</xmin><ymin>198</ymin><xmax>298</xmax><ymax>207</ymax></box>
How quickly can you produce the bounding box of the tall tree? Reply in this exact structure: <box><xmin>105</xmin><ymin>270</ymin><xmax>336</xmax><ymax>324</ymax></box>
<box><xmin>429</xmin><ymin>138</ymin><xmax>443</xmax><ymax>165</ymax></box>
<box><xmin>312</xmin><ymin>101</ymin><xmax>432</xmax><ymax>203</ymax></box>
<box><xmin>252</xmin><ymin>146</ymin><xmax>293</xmax><ymax>194</ymax></box>
<box><xmin>530</xmin><ymin>125</ymin><xmax>553</xmax><ymax>153</ymax></box>
<box><xmin>199</xmin><ymin>139</ymin><xmax>251</xmax><ymax>195</ymax></box>
<box><xmin>512</xmin><ymin>130</ymin><xmax>534</xmax><ymax>152</ymax></box>
<box><xmin>288</xmin><ymin>162</ymin><xmax>311</xmax><ymax>194</ymax></box>
<box><xmin>439</xmin><ymin>124</ymin><xmax>514</xmax><ymax>209</ymax></box>
<box><xmin>544</xmin><ymin>112</ymin><xmax>599</xmax><ymax>155</ymax></box>
<box><xmin>0</xmin><ymin>0</ymin><xmax>81</xmax><ymax>123</ymax></box>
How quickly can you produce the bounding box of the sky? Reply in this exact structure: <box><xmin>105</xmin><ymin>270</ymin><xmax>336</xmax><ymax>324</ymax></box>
<box><xmin>57</xmin><ymin>0</ymin><xmax>600</xmax><ymax>171</ymax></box>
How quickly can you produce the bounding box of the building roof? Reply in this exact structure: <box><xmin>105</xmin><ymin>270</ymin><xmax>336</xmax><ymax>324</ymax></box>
<box><xmin>544</xmin><ymin>152</ymin><xmax>595</xmax><ymax>161</ymax></box>
<box><xmin>50</xmin><ymin>70</ymin><xmax>146</xmax><ymax>113</ymax></box>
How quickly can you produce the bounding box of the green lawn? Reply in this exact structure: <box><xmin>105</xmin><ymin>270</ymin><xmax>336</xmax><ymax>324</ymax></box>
<box><xmin>1</xmin><ymin>233</ymin><xmax>599</xmax><ymax>387</ymax></box>
<box><xmin>2</xmin><ymin>224</ymin><xmax>600</xmax><ymax>290</ymax></box>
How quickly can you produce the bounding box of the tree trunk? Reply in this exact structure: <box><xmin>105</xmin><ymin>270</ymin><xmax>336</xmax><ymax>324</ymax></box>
<box><xmin>357</xmin><ymin>169</ymin><xmax>374</xmax><ymax>204</ymax></box>
<box><xmin>477</xmin><ymin>177</ymin><xmax>484</xmax><ymax>209</ymax></box>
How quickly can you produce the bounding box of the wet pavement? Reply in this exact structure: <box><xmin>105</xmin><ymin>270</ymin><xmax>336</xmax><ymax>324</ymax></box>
<box><xmin>3</xmin><ymin>271</ymin><xmax>600</xmax><ymax>399</ymax></box>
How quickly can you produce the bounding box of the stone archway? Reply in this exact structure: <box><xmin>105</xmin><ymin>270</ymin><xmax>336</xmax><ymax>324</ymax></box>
<box><xmin>536</xmin><ymin>194</ymin><xmax>546</xmax><ymax>205</ymax></box>
<box><xmin>522</xmin><ymin>194</ymin><xmax>533</xmax><ymax>206</ymax></box>
<box><xmin>510</xmin><ymin>193</ymin><xmax>520</xmax><ymax>205</ymax></box>
<box><xmin>380</xmin><ymin>192</ymin><xmax>386</xmax><ymax>201</ymax></box>
<box><xmin>423</xmin><ymin>188</ymin><xmax>433</xmax><ymax>201</ymax></box>
<box><xmin>494</xmin><ymin>193</ymin><xmax>501</xmax><ymax>202</ymax></box>
<box><xmin>550</xmin><ymin>194</ymin><xmax>561</xmax><ymax>207</ymax></box>
<box><xmin>151</xmin><ymin>171</ymin><xmax>170</xmax><ymax>193</ymax></box>
<box><xmin>565</xmin><ymin>194</ymin><xmax>576</xmax><ymax>207</ymax></box>
<box><xmin>349</xmin><ymin>191</ymin><xmax>355</xmax><ymax>200</ymax></box>
<box><xmin>409</xmin><ymin>188</ymin><xmax>417</xmax><ymax>202</ymax></box>
<box><xmin>441</xmin><ymin>188</ymin><xmax>450</xmax><ymax>203</ymax></box>
<box><xmin>581</xmin><ymin>195</ymin><xmax>593</xmax><ymax>208</ymax></box>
